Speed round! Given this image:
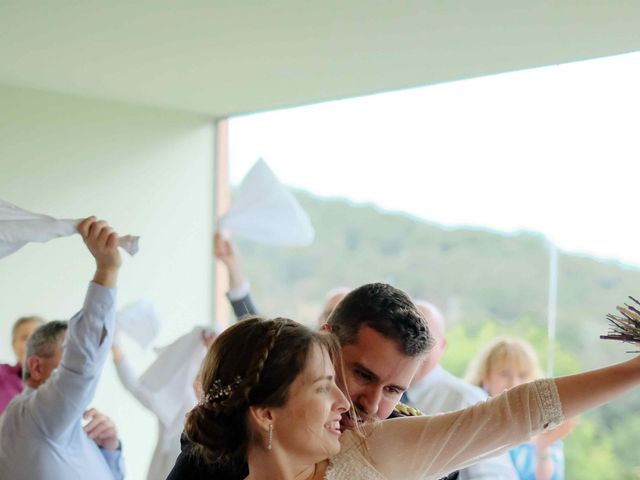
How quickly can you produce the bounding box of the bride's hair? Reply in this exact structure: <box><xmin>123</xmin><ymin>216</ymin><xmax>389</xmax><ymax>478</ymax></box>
<box><xmin>185</xmin><ymin>316</ymin><xmax>344</xmax><ymax>465</ymax></box>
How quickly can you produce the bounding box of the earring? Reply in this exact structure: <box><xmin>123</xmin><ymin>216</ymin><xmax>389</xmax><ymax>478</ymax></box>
<box><xmin>268</xmin><ymin>423</ymin><xmax>273</xmax><ymax>450</ymax></box>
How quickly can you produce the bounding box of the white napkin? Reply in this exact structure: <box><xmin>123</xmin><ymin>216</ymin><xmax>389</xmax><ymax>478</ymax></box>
<box><xmin>138</xmin><ymin>327</ymin><xmax>210</xmax><ymax>427</ymax></box>
<box><xmin>0</xmin><ymin>199</ymin><xmax>139</xmax><ymax>259</ymax></box>
<box><xmin>116</xmin><ymin>300</ymin><xmax>161</xmax><ymax>350</ymax></box>
<box><xmin>219</xmin><ymin>159</ymin><xmax>315</xmax><ymax>245</ymax></box>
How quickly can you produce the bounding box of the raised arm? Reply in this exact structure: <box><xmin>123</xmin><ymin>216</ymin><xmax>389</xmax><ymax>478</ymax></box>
<box><xmin>214</xmin><ymin>232</ymin><xmax>245</xmax><ymax>291</ymax></box>
<box><xmin>28</xmin><ymin>217</ymin><xmax>121</xmax><ymax>438</ymax></box>
<box><xmin>554</xmin><ymin>356</ymin><xmax>640</xmax><ymax>418</ymax></box>
<box><xmin>531</xmin><ymin>416</ymin><xmax>576</xmax><ymax>480</ymax></box>
<box><xmin>112</xmin><ymin>344</ymin><xmax>157</xmax><ymax>412</ymax></box>
<box><xmin>214</xmin><ymin>232</ymin><xmax>258</xmax><ymax>318</ymax></box>
<box><xmin>357</xmin><ymin>379</ymin><xmax>559</xmax><ymax>480</ymax></box>
<box><xmin>363</xmin><ymin>355</ymin><xmax>640</xmax><ymax>480</ymax></box>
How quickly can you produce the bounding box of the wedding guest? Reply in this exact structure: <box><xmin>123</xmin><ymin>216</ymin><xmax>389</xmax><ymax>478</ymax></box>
<box><xmin>465</xmin><ymin>337</ymin><xmax>576</xmax><ymax>480</ymax></box>
<box><xmin>0</xmin><ymin>315</ymin><xmax>44</xmax><ymax>413</ymax></box>
<box><xmin>0</xmin><ymin>217</ymin><xmax>125</xmax><ymax>480</ymax></box>
<box><xmin>111</xmin><ymin>327</ymin><xmax>215</xmax><ymax>480</ymax></box>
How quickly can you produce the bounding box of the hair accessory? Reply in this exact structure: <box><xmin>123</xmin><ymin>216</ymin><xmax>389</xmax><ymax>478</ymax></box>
<box><xmin>206</xmin><ymin>376</ymin><xmax>242</xmax><ymax>403</ymax></box>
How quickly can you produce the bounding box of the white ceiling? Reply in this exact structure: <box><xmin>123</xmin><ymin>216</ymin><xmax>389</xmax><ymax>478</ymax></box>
<box><xmin>1</xmin><ymin>1</ymin><xmax>638</xmax><ymax>117</ymax></box>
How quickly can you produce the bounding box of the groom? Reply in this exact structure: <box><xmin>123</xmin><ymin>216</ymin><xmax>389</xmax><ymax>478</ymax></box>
<box><xmin>215</xmin><ymin>235</ymin><xmax>431</xmax><ymax>424</ymax></box>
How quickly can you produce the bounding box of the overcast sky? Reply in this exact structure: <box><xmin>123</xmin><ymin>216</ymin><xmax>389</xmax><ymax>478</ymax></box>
<box><xmin>229</xmin><ymin>51</ymin><xmax>640</xmax><ymax>267</ymax></box>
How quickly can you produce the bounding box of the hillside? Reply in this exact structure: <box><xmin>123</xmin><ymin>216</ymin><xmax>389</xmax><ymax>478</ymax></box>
<box><xmin>238</xmin><ymin>191</ymin><xmax>639</xmax><ymax>358</ymax></box>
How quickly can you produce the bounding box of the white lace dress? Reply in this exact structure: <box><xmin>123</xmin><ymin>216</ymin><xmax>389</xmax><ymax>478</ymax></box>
<box><xmin>325</xmin><ymin>379</ymin><xmax>563</xmax><ymax>480</ymax></box>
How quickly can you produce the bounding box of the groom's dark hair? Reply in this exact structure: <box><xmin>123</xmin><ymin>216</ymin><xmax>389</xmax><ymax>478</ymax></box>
<box><xmin>327</xmin><ymin>282</ymin><xmax>432</xmax><ymax>357</ymax></box>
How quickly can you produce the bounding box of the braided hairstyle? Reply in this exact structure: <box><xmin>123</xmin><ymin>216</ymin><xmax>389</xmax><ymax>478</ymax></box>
<box><xmin>185</xmin><ymin>316</ymin><xmax>341</xmax><ymax>465</ymax></box>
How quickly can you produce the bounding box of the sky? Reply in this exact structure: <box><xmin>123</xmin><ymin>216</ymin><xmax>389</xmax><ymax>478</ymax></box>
<box><xmin>228</xmin><ymin>51</ymin><xmax>640</xmax><ymax>267</ymax></box>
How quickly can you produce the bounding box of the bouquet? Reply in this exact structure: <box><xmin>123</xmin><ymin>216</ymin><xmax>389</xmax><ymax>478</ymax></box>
<box><xmin>601</xmin><ymin>296</ymin><xmax>640</xmax><ymax>352</ymax></box>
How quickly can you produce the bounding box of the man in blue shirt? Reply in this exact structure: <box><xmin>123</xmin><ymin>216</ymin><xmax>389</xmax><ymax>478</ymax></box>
<box><xmin>0</xmin><ymin>216</ymin><xmax>125</xmax><ymax>480</ymax></box>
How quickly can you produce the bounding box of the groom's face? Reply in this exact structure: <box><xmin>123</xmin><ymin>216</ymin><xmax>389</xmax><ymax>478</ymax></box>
<box><xmin>337</xmin><ymin>325</ymin><xmax>421</xmax><ymax>428</ymax></box>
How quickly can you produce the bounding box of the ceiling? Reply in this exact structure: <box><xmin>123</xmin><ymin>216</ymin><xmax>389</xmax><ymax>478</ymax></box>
<box><xmin>1</xmin><ymin>1</ymin><xmax>638</xmax><ymax>117</ymax></box>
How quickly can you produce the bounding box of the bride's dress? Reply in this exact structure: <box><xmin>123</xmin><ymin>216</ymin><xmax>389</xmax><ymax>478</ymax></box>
<box><xmin>325</xmin><ymin>379</ymin><xmax>563</xmax><ymax>480</ymax></box>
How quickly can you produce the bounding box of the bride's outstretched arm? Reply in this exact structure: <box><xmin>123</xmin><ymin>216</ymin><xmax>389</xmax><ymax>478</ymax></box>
<box><xmin>360</xmin><ymin>356</ymin><xmax>640</xmax><ymax>480</ymax></box>
<box><xmin>555</xmin><ymin>356</ymin><xmax>640</xmax><ymax>418</ymax></box>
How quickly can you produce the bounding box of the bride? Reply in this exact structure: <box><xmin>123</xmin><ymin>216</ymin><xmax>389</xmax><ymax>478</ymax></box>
<box><xmin>185</xmin><ymin>316</ymin><xmax>639</xmax><ymax>480</ymax></box>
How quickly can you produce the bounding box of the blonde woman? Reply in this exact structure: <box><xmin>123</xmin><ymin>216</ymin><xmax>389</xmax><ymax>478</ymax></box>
<box><xmin>465</xmin><ymin>337</ymin><xmax>576</xmax><ymax>480</ymax></box>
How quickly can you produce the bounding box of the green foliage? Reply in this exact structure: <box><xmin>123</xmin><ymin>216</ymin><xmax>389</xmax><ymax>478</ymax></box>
<box><xmin>564</xmin><ymin>419</ymin><xmax>625</xmax><ymax>479</ymax></box>
<box><xmin>607</xmin><ymin>414</ymin><xmax>640</xmax><ymax>479</ymax></box>
<box><xmin>234</xmin><ymin>191</ymin><xmax>640</xmax><ymax>477</ymax></box>
<box><xmin>440</xmin><ymin>319</ymin><xmax>583</xmax><ymax>379</ymax></box>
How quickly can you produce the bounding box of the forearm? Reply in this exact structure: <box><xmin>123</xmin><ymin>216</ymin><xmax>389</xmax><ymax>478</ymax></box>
<box><xmin>229</xmin><ymin>291</ymin><xmax>259</xmax><ymax>319</ymax></box>
<box><xmin>367</xmin><ymin>379</ymin><xmax>562</xmax><ymax>479</ymax></box>
<box><xmin>111</xmin><ymin>344</ymin><xmax>123</xmax><ymax>363</ymax></box>
<box><xmin>113</xmin><ymin>355</ymin><xmax>156</xmax><ymax>410</ymax></box>
<box><xmin>554</xmin><ymin>356</ymin><xmax>640</xmax><ymax>418</ymax></box>
<box><xmin>93</xmin><ymin>266</ymin><xmax>119</xmax><ymax>289</ymax></box>
<box><xmin>226</xmin><ymin>261</ymin><xmax>245</xmax><ymax>290</ymax></box>
<box><xmin>113</xmin><ymin>355</ymin><xmax>140</xmax><ymax>392</ymax></box>
<box><xmin>100</xmin><ymin>444</ymin><xmax>125</xmax><ymax>480</ymax></box>
<box><xmin>534</xmin><ymin>447</ymin><xmax>555</xmax><ymax>480</ymax></box>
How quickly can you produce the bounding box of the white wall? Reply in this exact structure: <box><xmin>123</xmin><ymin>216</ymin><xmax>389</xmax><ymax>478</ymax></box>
<box><xmin>0</xmin><ymin>83</ymin><xmax>217</xmax><ymax>479</ymax></box>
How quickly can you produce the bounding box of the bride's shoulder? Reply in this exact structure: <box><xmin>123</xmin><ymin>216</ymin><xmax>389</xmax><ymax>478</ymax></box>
<box><xmin>325</xmin><ymin>431</ymin><xmax>385</xmax><ymax>480</ymax></box>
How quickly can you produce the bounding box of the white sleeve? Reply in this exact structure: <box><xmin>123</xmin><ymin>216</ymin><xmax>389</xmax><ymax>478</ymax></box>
<box><xmin>364</xmin><ymin>379</ymin><xmax>564</xmax><ymax>480</ymax></box>
<box><xmin>114</xmin><ymin>356</ymin><xmax>157</xmax><ymax>412</ymax></box>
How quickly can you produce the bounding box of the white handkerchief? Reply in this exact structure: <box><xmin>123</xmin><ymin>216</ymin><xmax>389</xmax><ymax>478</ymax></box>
<box><xmin>0</xmin><ymin>199</ymin><xmax>139</xmax><ymax>258</ymax></box>
<box><xmin>219</xmin><ymin>159</ymin><xmax>315</xmax><ymax>245</ymax></box>
<box><xmin>139</xmin><ymin>327</ymin><xmax>209</xmax><ymax>427</ymax></box>
<box><xmin>116</xmin><ymin>300</ymin><xmax>161</xmax><ymax>349</ymax></box>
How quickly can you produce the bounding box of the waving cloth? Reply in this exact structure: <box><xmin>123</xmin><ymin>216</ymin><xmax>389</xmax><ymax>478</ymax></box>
<box><xmin>116</xmin><ymin>300</ymin><xmax>161</xmax><ymax>350</ymax></box>
<box><xmin>0</xmin><ymin>199</ymin><xmax>139</xmax><ymax>258</ymax></box>
<box><xmin>138</xmin><ymin>327</ymin><xmax>211</xmax><ymax>427</ymax></box>
<box><xmin>218</xmin><ymin>159</ymin><xmax>315</xmax><ymax>246</ymax></box>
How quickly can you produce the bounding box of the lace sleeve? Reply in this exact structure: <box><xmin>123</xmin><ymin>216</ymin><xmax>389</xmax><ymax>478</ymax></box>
<box><xmin>340</xmin><ymin>379</ymin><xmax>564</xmax><ymax>480</ymax></box>
<box><xmin>325</xmin><ymin>438</ymin><xmax>386</xmax><ymax>480</ymax></box>
<box><xmin>533</xmin><ymin>378</ymin><xmax>563</xmax><ymax>430</ymax></box>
